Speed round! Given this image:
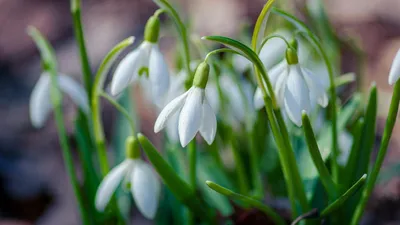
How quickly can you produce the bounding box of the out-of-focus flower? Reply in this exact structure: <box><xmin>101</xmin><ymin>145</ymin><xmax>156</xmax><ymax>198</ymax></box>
<box><xmin>29</xmin><ymin>72</ymin><xmax>89</xmax><ymax>128</ymax></box>
<box><xmin>388</xmin><ymin>48</ymin><xmax>400</xmax><ymax>85</ymax></box>
<box><xmin>110</xmin><ymin>16</ymin><xmax>169</xmax><ymax>106</ymax></box>
<box><xmin>95</xmin><ymin>137</ymin><xmax>160</xmax><ymax>219</ymax></box>
<box><xmin>154</xmin><ymin>62</ymin><xmax>216</xmax><ymax>147</ymax></box>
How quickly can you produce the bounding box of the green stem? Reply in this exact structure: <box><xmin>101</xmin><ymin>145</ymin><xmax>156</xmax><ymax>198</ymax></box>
<box><xmin>321</xmin><ymin>174</ymin><xmax>367</xmax><ymax>217</ymax></box>
<box><xmin>28</xmin><ymin>27</ymin><xmax>90</xmax><ymax>225</ymax></box>
<box><xmin>351</xmin><ymin>81</ymin><xmax>400</xmax><ymax>225</ymax></box>
<box><xmin>302</xmin><ymin>112</ymin><xmax>338</xmax><ymax>200</ymax></box>
<box><xmin>206</xmin><ymin>181</ymin><xmax>286</xmax><ymax>225</ymax></box>
<box><xmin>71</xmin><ymin>0</ymin><xmax>92</xmax><ymax>98</ymax></box>
<box><xmin>230</xmin><ymin>135</ymin><xmax>250</xmax><ymax>195</ymax></box>
<box><xmin>99</xmin><ymin>91</ymin><xmax>135</xmax><ymax>135</ymax></box>
<box><xmin>188</xmin><ymin>140</ymin><xmax>197</xmax><ymax>188</ymax></box>
<box><xmin>153</xmin><ymin>0</ymin><xmax>192</xmax><ymax>80</ymax></box>
<box><xmin>263</xmin><ymin>97</ymin><xmax>298</xmax><ymax>218</ymax></box>
<box><xmin>274</xmin><ymin>109</ymin><xmax>310</xmax><ymax>214</ymax></box>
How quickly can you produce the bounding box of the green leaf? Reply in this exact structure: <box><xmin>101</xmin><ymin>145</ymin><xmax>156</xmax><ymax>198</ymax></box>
<box><xmin>355</xmin><ymin>84</ymin><xmax>377</xmax><ymax>178</ymax></box>
<box><xmin>206</xmin><ymin>181</ymin><xmax>286</xmax><ymax>225</ymax></box>
<box><xmin>27</xmin><ymin>27</ymin><xmax>57</xmax><ymax>71</ymax></box>
<box><xmin>251</xmin><ymin>0</ymin><xmax>275</xmax><ymax>51</ymax></box>
<box><xmin>320</xmin><ymin>174</ymin><xmax>367</xmax><ymax>217</ymax></box>
<box><xmin>302</xmin><ymin>113</ymin><xmax>338</xmax><ymax>201</ymax></box>
<box><xmin>137</xmin><ymin>134</ymin><xmax>215</xmax><ymax>222</ymax></box>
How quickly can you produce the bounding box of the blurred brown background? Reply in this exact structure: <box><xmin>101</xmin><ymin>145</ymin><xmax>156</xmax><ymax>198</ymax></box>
<box><xmin>0</xmin><ymin>0</ymin><xmax>400</xmax><ymax>224</ymax></box>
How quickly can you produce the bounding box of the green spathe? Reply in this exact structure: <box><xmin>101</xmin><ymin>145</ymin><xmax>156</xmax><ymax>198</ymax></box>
<box><xmin>126</xmin><ymin>136</ymin><xmax>140</xmax><ymax>159</ymax></box>
<box><xmin>144</xmin><ymin>16</ymin><xmax>160</xmax><ymax>43</ymax></box>
<box><xmin>285</xmin><ymin>47</ymin><xmax>298</xmax><ymax>65</ymax></box>
<box><xmin>192</xmin><ymin>62</ymin><xmax>210</xmax><ymax>89</ymax></box>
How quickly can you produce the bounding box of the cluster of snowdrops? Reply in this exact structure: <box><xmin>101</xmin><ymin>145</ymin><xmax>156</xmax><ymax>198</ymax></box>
<box><xmin>27</xmin><ymin>0</ymin><xmax>400</xmax><ymax>224</ymax></box>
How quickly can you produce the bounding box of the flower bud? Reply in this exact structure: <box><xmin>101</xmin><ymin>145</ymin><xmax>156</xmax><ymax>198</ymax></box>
<box><xmin>144</xmin><ymin>16</ymin><xmax>160</xmax><ymax>43</ymax></box>
<box><xmin>192</xmin><ymin>62</ymin><xmax>210</xmax><ymax>89</ymax></box>
<box><xmin>126</xmin><ymin>136</ymin><xmax>140</xmax><ymax>159</ymax></box>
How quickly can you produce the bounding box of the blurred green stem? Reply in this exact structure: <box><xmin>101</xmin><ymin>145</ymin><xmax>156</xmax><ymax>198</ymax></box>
<box><xmin>71</xmin><ymin>0</ymin><xmax>92</xmax><ymax>98</ymax></box>
<box><xmin>230</xmin><ymin>135</ymin><xmax>250</xmax><ymax>195</ymax></box>
<box><xmin>351</xmin><ymin>81</ymin><xmax>400</xmax><ymax>225</ymax></box>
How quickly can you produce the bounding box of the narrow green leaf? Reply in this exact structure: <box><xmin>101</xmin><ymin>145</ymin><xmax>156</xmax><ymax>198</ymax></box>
<box><xmin>27</xmin><ymin>27</ymin><xmax>57</xmax><ymax>71</ymax></box>
<box><xmin>343</xmin><ymin>118</ymin><xmax>364</xmax><ymax>188</ymax></box>
<box><xmin>302</xmin><ymin>112</ymin><xmax>338</xmax><ymax>201</ymax></box>
<box><xmin>137</xmin><ymin>134</ymin><xmax>215</xmax><ymax>221</ymax></box>
<box><xmin>321</xmin><ymin>174</ymin><xmax>367</xmax><ymax>217</ymax></box>
<box><xmin>335</xmin><ymin>72</ymin><xmax>356</xmax><ymax>88</ymax></box>
<box><xmin>251</xmin><ymin>0</ymin><xmax>275</xmax><ymax>51</ymax></box>
<box><xmin>206</xmin><ymin>181</ymin><xmax>286</xmax><ymax>225</ymax></box>
<box><xmin>355</xmin><ymin>84</ymin><xmax>377</xmax><ymax>178</ymax></box>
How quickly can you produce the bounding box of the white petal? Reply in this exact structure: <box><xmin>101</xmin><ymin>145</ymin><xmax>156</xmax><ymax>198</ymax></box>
<box><xmin>154</xmin><ymin>90</ymin><xmax>190</xmax><ymax>133</ymax></box>
<box><xmin>178</xmin><ymin>87</ymin><xmax>204</xmax><ymax>147</ymax></box>
<box><xmin>95</xmin><ymin>160</ymin><xmax>134</xmax><ymax>211</ymax></box>
<box><xmin>30</xmin><ymin>74</ymin><xmax>52</xmax><ymax>128</ymax></box>
<box><xmin>389</xmin><ymin>48</ymin><xmax>400</xmax><ymax>85</ymax></box>
<box><xmin>253</xmin><ymin>87</ymin><xmax>265</xmax><ymax>110</ymax></box>
<box><xmin>205</xmin><ymin>81</ymin><xmax>220</xmax><ymax>113</ymax></box>
<box><xmin>58</xmin><ymin>74</ymin><xmax>90</xmax><ymax>113</ymax></box>
<box><xmin>165</xmin><ymin>112</ymin><xmax>179</xmax><ymax>142</ymax></box>
<box><xmin>219</xmin><ymin>75</ymin><xmax>245</xmax><ymax>121</ymax></box>
<box><xmin>110</xmin><ymin>42</ymin><xmax>151</xmax><ymax>95</ymax></box>
<box><xmin>302</xmin><ymin>68</ymin><xmax>329</xmax><ymax>107</ymax></box>
<box><xmin>284</xmin><ymin>65</ymin><xmax>310</xmax><ymax>126</ymax></box>
<box><xmin>259</xmin><ymin>38</ymin><xmax>287</xmax><ymax>69</ymax></box>
<box><xmin>268</xmin><ymin>60</ymin><xmax>287</xmax><ymax>86</ymax></box>
<box><xmin>232</xmin><ymin>54</ymin><xmax>251</xmax><ymax>73</ymax></box>
<box><xmin>131</xmin><ymin>161</ymin><xmax>160</xmax><ymax>219</ymax></box>
<box><xmin>274</xmin><ymin>66</ymin><xmax>289</xmax><ymax>104</ymax></box>
<box><xmin>149</xmin><ymin>44</ymin><xmax>170</xmax><ymax>106</ymax></box>
<box><xmin>199</xmin><ymin>100</ymin><xmax>217</xmax><ymax>144</ymax></box>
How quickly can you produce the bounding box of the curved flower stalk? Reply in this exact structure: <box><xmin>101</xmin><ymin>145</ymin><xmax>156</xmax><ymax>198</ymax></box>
<box><xmin>154</xmin><ymin>62</ymin><xmax>217</xmax><ymax>147</ymax></box>
<box><xmin>95</xmin><ymin>137</ymin><xmax>160</xmax><ymax>219</ymax></box>
<box><xmin>253</xmin><ymin>47</ymin><xmax>328</xmax><ymax>126</ymax></box>
<box><xmin>30</xmin><ymin>72</ymin><xmax>89</xmax><ymax>128</ymax></box>
<box><xmin>110</xmin><ymin>14</ymin><xmax>169</xmax><ymax>106</ymax></box>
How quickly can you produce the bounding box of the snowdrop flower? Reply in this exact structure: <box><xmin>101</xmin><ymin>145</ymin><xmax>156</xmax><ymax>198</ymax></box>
<box><xmin>95</xmin><ymin>136</ymin><xmax>160</xmax><ymax>219</ymax></box>
<box><xmin>29</xmin><ymin>72</ymin><xmax>89</xmax><ymax>128</ymax></box>
<box><xmin>154</xmin><ymin>62</ymin><xmax>217</xmax><ymax>147</ymax></box>
<box><xmin>110</xmin><ymin>15</ymin><xmax>169</xmax><ymax>106</ymax></box>
<box><xmin>253</xmin><ymin>46</ymin><xmax>328</xmax><ymax>126</ymax></box>
<box><xmin>388</xmin><ymin>48</ymin><xmax>400</xmax><ymax>85</ymax></box>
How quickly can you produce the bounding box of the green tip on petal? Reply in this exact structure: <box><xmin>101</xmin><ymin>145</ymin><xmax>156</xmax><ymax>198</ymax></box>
<box><xmin>144</xmin><ymin>16</ymin><xmax>160</xmax><ymax>43</ymax></box>
<box><xmin>193</xmin><ymin>62</ymin><xmax>210</xmax><ymax>89</ymax></box>
<box><xmin>126</xmin><ymin>136</ymin><xmax>140</xmax><ymax>159</ymax></box>
<box><xmin>285</xmin><ymin>47</ymin><xmax>298</xmax><ymax>65</ymax></box>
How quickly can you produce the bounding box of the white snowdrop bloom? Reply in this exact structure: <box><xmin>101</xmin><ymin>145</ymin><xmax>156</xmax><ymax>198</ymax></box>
<box><xmin>29</xmin><ymin>72</ymin><xmax>89</xmax><ymax>128</ymax></box>
<box><xmin>110</xmin><ymin>16</ymin><xmax>169</xmax><ymax>106</ymax></box>
<box><xmin>154</xmin><ymin>62</ymin><xmax>217</xmax><ymax>147</ymax></box>
<box><xmin>388</xmin><ymin>48</ymin><xmax>400</xmax><ymax>85</ymax></box>
<box><xmin>95</xmin><ymin>137</ymin><xmax>160</xmax><ymax>219</ymax></box>
<box><xmin>253</xmin><ymin>48</ymin><xmax>328</xmax><ymax>126</ymax></box>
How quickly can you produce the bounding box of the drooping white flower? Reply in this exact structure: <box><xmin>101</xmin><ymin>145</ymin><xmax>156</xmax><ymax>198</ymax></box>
<box><xmin>95</xmin><ymin>159</ymin><xmax>160</xmax><ymax>219</ymax></box>
<box><xmin>388</xmin><ymin>48</ymin><xmax>400</xmax><ymax>85</ymax></box>
<box><xmin>162</xmin><ymin>63</ymin><xmax>219</xmax><ymax>143</ymax></box>
<box><xmin>95</xmin><ymin>137</ymin><xmax>160</xmax><ymax>219</ymax></box>
<box><xmin>253</xmin><ymin>48</ymin><xmax>328</xmax><ymax>126</ymax></box>
<box><xmin>110</xmin><ymin>16</ymin><xmax>169</xmax><ymax>106</ymax></box>
<box><xmin>154</xmin><ymin>62</ymin><xmax>217</xmax><ymax>147</ymax></box>
<box><xmin>29</xmin><ymin>72</ymin><xmax>89</xmax><ymax>128</ymax></box>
